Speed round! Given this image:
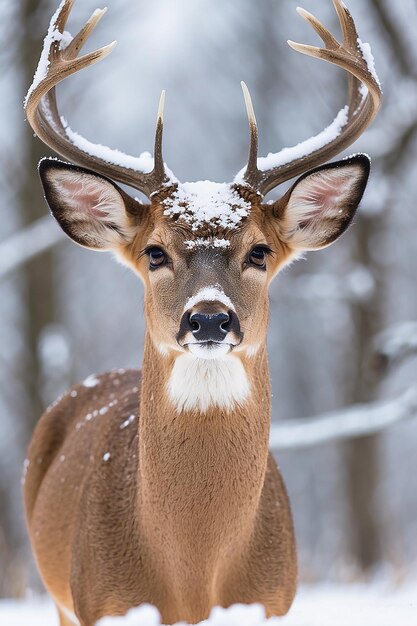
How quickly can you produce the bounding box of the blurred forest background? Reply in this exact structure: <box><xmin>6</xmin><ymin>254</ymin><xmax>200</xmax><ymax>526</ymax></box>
<box><xmin>0</xmin><ymin>0</ymin><xmax>416</xmax><ymax>599</ymax></box>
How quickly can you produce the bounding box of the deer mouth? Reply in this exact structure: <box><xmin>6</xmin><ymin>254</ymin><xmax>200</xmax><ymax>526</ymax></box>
<box><xmin>186</xmin><ymin>341</ymin><xmax>233</xmax><ymax>359</ymax></box>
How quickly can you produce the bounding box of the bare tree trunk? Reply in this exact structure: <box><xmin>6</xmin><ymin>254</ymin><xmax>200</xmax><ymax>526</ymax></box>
<box><xmin>343</xmin><ymin>211</ymin><xmax>386</xmax><ymax>571</ymax></box>
<box><xmin>18</xmin><ymin>0</ymin><xmax>56</xmax><ymax>432</ymax></box>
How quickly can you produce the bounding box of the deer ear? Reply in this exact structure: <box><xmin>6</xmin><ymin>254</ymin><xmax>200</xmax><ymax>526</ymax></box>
<box><xmin>38</xmin><ymin>158</ymin><xmax>142</xmax><ymax>250</ymax></box>
<box><xmin>273</xmin><ymin>155</ymin><xmax>370</xmax><ymax>251</ymax></box>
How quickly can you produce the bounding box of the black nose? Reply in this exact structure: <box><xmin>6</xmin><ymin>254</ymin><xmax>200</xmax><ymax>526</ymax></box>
<box><xmin>189</xmin><ymin>312</ymin><xmax>230</xmax><ymax>343</ymax></box>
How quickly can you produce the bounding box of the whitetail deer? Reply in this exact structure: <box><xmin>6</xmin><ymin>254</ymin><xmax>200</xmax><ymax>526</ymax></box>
<box><xmin>23</xmin><ymin>1</ymin><xmax>381</xmax><ymax>624</ymax></box>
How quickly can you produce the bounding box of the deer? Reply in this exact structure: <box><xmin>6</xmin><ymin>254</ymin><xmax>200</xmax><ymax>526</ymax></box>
<box><xmin>22</xmin><ymin>1</ymin><xmax>382</xmax><ymax>624</ymax></box>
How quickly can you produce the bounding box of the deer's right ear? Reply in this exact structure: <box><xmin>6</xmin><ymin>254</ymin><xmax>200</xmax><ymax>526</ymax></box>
<box><xmin>271</xmin><ymin>155</ymin><xmax>370</xmax><ymax>252</ymax></box>
<box><xmin>38</xmin><ymin>159</ymin><xmax>145</xmax><ymax>250</ymax></box>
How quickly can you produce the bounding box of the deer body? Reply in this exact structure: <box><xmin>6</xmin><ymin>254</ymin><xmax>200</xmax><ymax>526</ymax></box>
<box><xmin>23</xmin><ymin>1</ymin><xmax>381</xmax><ymax>624</ymax></box>
<box><xmin>26</xmin><ymin>347</ymin><xmax>296</xmax><ymax>625</ymax></box>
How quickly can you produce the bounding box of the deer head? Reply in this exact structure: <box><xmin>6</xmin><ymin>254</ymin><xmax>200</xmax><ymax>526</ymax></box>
<box><xmin>25</xmin><ymin>0</ymin><xmax>381</xmax><ymax>410</ymax></box>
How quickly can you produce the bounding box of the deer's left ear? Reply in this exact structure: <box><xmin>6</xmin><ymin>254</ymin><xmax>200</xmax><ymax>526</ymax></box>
<box><xmin>38</xmin><ymin>158</ymin><xmax>147</xmax><ymax>251</ymax></box>
<box><xmin>272</xmin><ymin>154</ymin><xmax>370</xmax><ymax>251</ymax></box>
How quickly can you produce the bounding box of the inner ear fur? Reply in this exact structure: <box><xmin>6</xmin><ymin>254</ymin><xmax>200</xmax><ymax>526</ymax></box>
<box><xmin>272</xmin><ymin>154</ymin><xmax>370</xmax><ymax>251</ymax></box>
<box><xmin>38</xmin><ymin>158</ymin><xmax>148</xmax><ymax>250</ymax></box>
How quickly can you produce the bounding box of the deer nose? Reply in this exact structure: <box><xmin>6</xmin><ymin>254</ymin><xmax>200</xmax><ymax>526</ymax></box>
<box><xmin>189</xmin><ymin>312</ymin><xmax>230</xmax><ymax>343</ymax></box>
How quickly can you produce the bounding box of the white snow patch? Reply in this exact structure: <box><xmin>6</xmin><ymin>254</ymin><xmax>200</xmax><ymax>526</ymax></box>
<box><xmin>103</xmin><ymin>452</ymin><xmax>111</xmax><ymax>462</ymax></box>
<box><xmin>24</xmin><ymin>1</ymin><xmax>73</xmax><ymax>107</ymax></box>
<box><xmin>83</xmin><ymin>374</ymin><xmax>100</xmax><ymax>388</ymax></box>
<box><xmin>185</xmin><ymin>238</ymin><xmax>231</xmax><ymax>250</ymax></box>
<box><xmin>70</xmin><ymin>390</ymin><xmax>78</xmax><ymax>398</ymax></box>
<box><xmin>21</xmin><ymin>459</ymin><xmax>30</xmax><ymax>485</ymax></box>
<box><xmin>235</xmin><ymin>107</ymin><xmax>349</xmax><ymax>184</ymax></box>
<box><xmin>4</xmin><ymin>581</ymin><xmax>417</xmax><ymax>625</ymax></box>
<box><xmin>62</xmin><ymin>120</ymin><xmax>156</xmax><ymax>173</ymax></box>
<box><xmin>359</xmin><ymin>82</ymin><xmax>368</xmax><ymax>104</ymax></box>
<box><xmin>163</xmin><ymin>181</ymin><xmax>250</xmax><ymax>231</ymax></box>
<box><xmin>120</xmin><ymin>414</ymin><xmax>136</xmax><ymax>430</ymax></box>
<box><xmin>98</xmin><ymin>605</ymin><xmax>160</xmax><ymax>625</ymax></box>
<box><xmin>357</xmin><ymin>39</ymin><xmax>382</xmax><ymax>89</ymax></box>
<box><xmin>60</xmin><ymin>118</ymin><xmax>176</xmax><ymax>182</ymax></box>
<box><xmin>185</xmin><ymin>287</ymin><xmax>235</xmax><ymax>312</ymax></box>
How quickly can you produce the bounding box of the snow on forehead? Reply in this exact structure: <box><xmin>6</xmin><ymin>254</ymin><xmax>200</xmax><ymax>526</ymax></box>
<box><xmin>162</xmin><ymin>181</ymin><xmax>251</xmax><ymax>231</ymax></box>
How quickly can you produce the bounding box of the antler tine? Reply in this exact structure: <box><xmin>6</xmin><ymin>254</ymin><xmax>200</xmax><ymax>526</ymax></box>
<box><xmin>239</xmin><ymin>0</ymin><xmax>382</xmax><ymax>197</ymax></box>
<box><xmin>332</xmin><ymin>0</ymin><xmax>359</xmax><ymax>50</ymax></box>
<box><xmin>53</xmin><ymin>0</ymin><xmax>74</xmax><ymax>40</ymax></box>
<box><xmin>295</xmin><ymin>7</ymin><xmax>339</xmax><ymax>50</ymax></box>
<box><xmin>63</xmin><ymin>6</ymin><xmax>108</xmax><ymax>60</ymax></box>
<box><xmin>152</xmin><ymin>90</ymin><xmax>166</xmax><ymax>190</ymax></box>
<box><xmin>25</xmin><ymin>0</ymin><xmax>170</xmax><ymax>198</ymax></box>
<box><xmin>241</xmin><ymin>82</ymin><xmax>260</xmax><ymax>190</ymax></box>
<box><xmin>331</xmin><ymin>0</ymin><xmax>364</xmax><ymax>114</ymax></box>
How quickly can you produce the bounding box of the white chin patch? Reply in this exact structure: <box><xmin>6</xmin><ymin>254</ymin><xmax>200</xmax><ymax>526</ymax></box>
<box><xmin>187</xmin><ymin>342</ymin><xmax>231</xmax><ymax>360</ymax></box>
<box><xmin>168</xmin><ymin>353</ymin><xmax>250</xmax><ymax>413</ymax></box>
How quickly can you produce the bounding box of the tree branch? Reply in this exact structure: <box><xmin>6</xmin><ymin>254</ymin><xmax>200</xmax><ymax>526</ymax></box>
<box><xmin>0</xmin><ymin>216</ymin><xmax>65</xmax><ymax>281</ymax></box>
<box><xmin>371</xmin><ymin>322</ymin><xmax>417</xmax><ymax>375</ymax></box>
<box><xmin>370</xmin><ymin>0</ymin><xmax>417</xmax><ymax>78</ymax></box>
<box><xmin>270</xmin><ymin>384</ymin><xmax>417</xmax><ymax>450</ymax></box>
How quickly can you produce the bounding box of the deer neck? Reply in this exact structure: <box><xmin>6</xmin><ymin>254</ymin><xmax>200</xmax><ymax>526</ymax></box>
<box><xmin>137</xmin><ymin>333</ymin><xmax>271</xmax><ymax>591</ymax></box>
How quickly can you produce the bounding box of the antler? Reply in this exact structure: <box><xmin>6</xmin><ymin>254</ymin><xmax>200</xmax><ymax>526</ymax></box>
<box><xmin>24</xmin><ymin>0</ymin><xmax>170</xmax><ymax>197</ymax></box>
<box><xmin>239</xmin><ymin>0</ymin><xmax>382</xmax><ymax>197</ymax></box>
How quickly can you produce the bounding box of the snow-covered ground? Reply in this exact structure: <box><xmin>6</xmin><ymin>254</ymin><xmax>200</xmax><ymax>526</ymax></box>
<box><xmin>1</xmin><ymin>581</ymin><xmax>416</xmax><ymax>626</ymax></box>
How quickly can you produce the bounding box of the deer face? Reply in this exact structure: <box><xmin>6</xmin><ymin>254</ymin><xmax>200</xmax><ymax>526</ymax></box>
<box><xmin>39</xmin><ymin>155</ymin><xmax>369</xmax><ymax>366</ymax></box>
<box><xmin>129</xmin><ymin>194</ymin><xmax>278</xmax><ymax>361</ymax></box>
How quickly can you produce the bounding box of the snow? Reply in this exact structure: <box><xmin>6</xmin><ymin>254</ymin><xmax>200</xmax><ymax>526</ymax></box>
<box><xmin>373</xmin><ymin>321</ymin><xmax>417</xmax><ymax>366</ymax></box>
<box><xmin>185</xmin><ymin>238</ymin><xmax>231</xmax><ymax>250</ymax></box>
<box><xmin>2</xmin><ymin>582</ymin><xmax>416</xmax><ymax>626</ymax></box>
<box><xmin>234</xmin><ymin>107</ymin><xmax>349</xmax><ymax>184</ymax></box>
<box><xmin>21</xmin><ymin>459</ymin><xmax>30</xmax><ymax>485</ymax></box>
<box><xmin>62</xmin><ymin>119</ymin><xmax>157</xmax><ymax>175</ymax></box>
<box><xmin>103</xmin><ymin>452</ymin><xmax>111</xmax><ymax>462</ymax></box>
<box><xmin>83</xmin><ymin>374</ymin><xmax>100</xmax><ymax>388</ymax></box>
<box><xmin>120</xmin><ymin>414</ymin><xmax>136</xmax><ymax>430</ymax></box>
<box><xmin>24</xmin><ymin>0</ymin><xmax>73</xmax><ymax>107</ymax></box>
<box><xmin>98</xmin><ymin>605</ymin><xmax>161</xmax><ymax>626</ymax></box>
<box><xmin>163</xmin><ymin>182</ymin><xmax>251</xmax><ymax>232</ymax></box>
<box><xmin>357</xmin><ymin>39</ymin><xmax>382</xmax><ymax>89</ymax></box>
<box><xmin>185</xmin><ymin>287</ymin><xmax>235</xmax><ymax>312</ymax></box>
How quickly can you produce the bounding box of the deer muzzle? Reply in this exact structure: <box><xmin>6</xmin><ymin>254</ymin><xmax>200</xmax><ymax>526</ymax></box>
<box><xmin>177</xmin><ymin>301</ymin><xmax>242</xmax><ymax>359</ymax></box>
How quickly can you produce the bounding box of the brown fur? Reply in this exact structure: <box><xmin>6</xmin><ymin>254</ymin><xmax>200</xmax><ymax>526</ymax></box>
<box><xmin>25</xmin><ymin>357</ymin><xmax>296</xmax><ymax>625</ymax></box>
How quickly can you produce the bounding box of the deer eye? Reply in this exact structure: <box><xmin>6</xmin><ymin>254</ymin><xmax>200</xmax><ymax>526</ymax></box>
<box><xmin>248</xmin><ymin>246</ymin><xmax>270</xmax><ymax>269</ymax></box>
<box><xmin>147</xmin><ymin>247</ymin><xmax>166</xmax><ymax>270</ymax></box>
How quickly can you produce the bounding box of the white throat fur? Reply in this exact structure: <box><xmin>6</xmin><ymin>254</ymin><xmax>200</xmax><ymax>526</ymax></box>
<box><xmin>168</xmin><ymin>353</ymin><xmax>250</xmax><ymax>413</ymax></box>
